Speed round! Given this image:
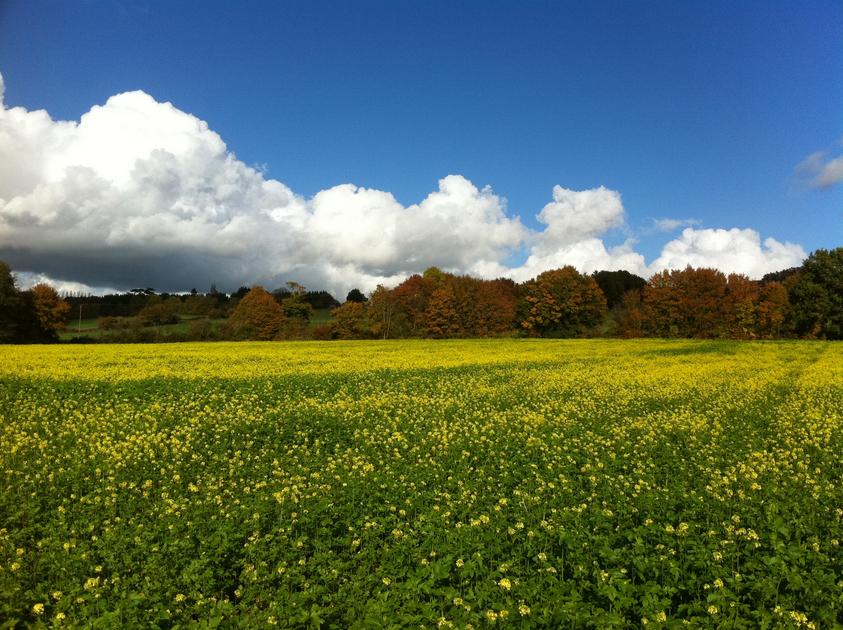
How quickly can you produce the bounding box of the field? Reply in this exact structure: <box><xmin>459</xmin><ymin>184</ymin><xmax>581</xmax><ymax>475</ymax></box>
<box><xmin>1</xmin><ymin>340</ymin><xmax>841</xmax><ymax>628</ymax></box>
<box><xmin>58</xmin><ymin>317</ymin><xmax>230</xmax><ymax>341</ymax></box>
<box><xmin>58</xmin><ymin>309</ymin><xmax>333</xmax><ymax>341</ymax></box>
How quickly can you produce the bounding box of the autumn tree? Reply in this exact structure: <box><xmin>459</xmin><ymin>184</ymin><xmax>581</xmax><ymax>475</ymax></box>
<box><xmin>640</xmin><ymin>271</ymin><xmax>677</xmax><ymax>337</ymax></box>
<box><xmin>423</xmin><ymin>283</ymin><xmax>462</xmax><ymax>338</ymax></box>
<box><xmin>471</xmin><ymin>278</ymin><xmax>518</xmax><ymax>335</ymax></box>
<box><xmin>138</xmin><ymin>298</ymin><xmax>181</xmax><ymax>327</ymax></box>
<box><xmin>724</xmin><ymin>274</ymin><xmax>759</xmax><ymax>339</ymax></box>
<box><xmin>395</xmin><ymin>271</ymin><xmax>519</xmax><ymax>338</ymax></box>
<box><xmin>618</xmin><ymin>289</ymin><xmax>645</xmax><ymax>338</ymax></box>
<box><xmin>328</xmin><ymin>301</ymin><xmax>370</xmax><ymax>339</ymax></box>
<box><xmin>228</xmin><ymin>286</ymin><xmax>286</xmax><ymax>340</ymax></box>
<box><xmin>392</xmin><ymin>273</ymin><xmax>437</xmax><ymax>336</ymax></box>
<box><xmin>756</xmin><ymin>281</ymin><xmax>789</xmax><ymax>339</ymax></box>
<box><xmin>28</xmin><ymin>283</ymin><xmax>71</xmax><ymax>340</ymax></box>
<box><xmin>368</xmin><ymin>285</ymin><xmax>405</xmax><ymax>339</ymax></box>
<box><xmin>642</xmin><ymin>267</ymin><xmax>728</xmax><ymax>338</ymax></box>
<box><xmin>517</xmin><ymin>266</ymin><xmax>606</xmax><ymax>337</ymax></box>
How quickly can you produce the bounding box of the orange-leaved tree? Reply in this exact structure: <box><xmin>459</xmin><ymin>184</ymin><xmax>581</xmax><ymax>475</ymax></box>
<box><xmin>228</xmin><ymin>286</ymin><xmax>285</xmax><ymax>340</ymax></box>
<box><xmin>30</xmin><ymin>283</ymin><xmax>71</xmax><ymax>340</ymax></box>
<box><xmin>423</xmin><ymin>283</ymin><xmax>462</xmax><ymax>338</ymax></box>
<box><xmin>756</xmin><ymin>281</ymin><xmax>789</xmax><ymax>339</ymax></box>
<box><xmin>392</xmin><ymin>272</ymin><xmax>437</xmax><ymax>336</ymax></box>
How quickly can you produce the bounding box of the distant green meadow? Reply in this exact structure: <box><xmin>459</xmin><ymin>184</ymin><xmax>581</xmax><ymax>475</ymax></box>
<box><xmin>59</xmin><ymin>309</ymin><xmax>334</xmax><ymax>341</ymax></box>
<box><xmin>1</xmin><ymin>340</ymin><xmax>841</xmax><ymax>627</ymax></box>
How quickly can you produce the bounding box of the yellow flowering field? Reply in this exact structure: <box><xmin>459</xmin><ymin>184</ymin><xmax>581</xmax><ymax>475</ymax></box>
<box><xmin>1</xmin><ymin>340</ymin><xmax>841</xmax><ymax>627</ymax></box>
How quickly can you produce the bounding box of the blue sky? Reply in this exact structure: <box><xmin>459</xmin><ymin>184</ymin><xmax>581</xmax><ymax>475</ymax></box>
<box><xmin>0</xmin><ymin>1</ymin><xmax>840</xmax><ymax>293</ymax></box>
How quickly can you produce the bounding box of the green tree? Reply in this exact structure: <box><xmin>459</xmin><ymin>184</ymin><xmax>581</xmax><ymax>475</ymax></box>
<box><xmin>280</xmin><ymin>281</ymin><xmax>314</xmax><ymax>321</ymax></box>
<box><xmin>788</xmin><ymin>248</ymin><xmax>843</xmax><ymax>339</ymax></box>
<box><xmin>592</xmin><ymin>270</ymin><xmax>647</xmax><ymax>309</ymax></box>
<box><xmin>0</xmin><ymin>261</ymin><xmax>23</xmax><ymax>342</ymax></box>
<box><xmin>346</xmin><ymin>288</ymin><xmax>366</xmax><ymax>303</ymax></box>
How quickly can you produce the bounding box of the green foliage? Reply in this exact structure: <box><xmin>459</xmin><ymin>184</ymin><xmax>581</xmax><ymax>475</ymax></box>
<box><xmin>345</xmin><ymin>288</ymin><xmax>366</xmax><ymax>304</ymax></box>
<box><xmin>592</xmin><ymin>270</ymin><xmax>647</xmax><ymax>309</ymax></box>
<box><xmin>788</xmin><ymin>247</ymin><xmax>843</xmax><ymax>339</ymax></box>
<box><xmin>273</xmin><ymin>282</ymin><xmax>315</xmax><ymax>322</ymax></box>
<box><xmin>0</xmin><ymin>262</ymin><xmax>23</xmax><ymax>343</ymax></box>
<box><xmin>281</xmin><ymin>294</ymin><xmax>314</xmax><ymax>322</ymax></box>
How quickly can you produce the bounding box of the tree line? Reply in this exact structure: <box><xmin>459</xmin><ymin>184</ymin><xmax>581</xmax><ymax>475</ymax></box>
<box><xmin>312</xmin><ymin>247</ymin><xmax>840</xmax><ymax>341</ymax></box>
<box><xmin>0</xmin><ymin>247</ymin><xmax>840</xmax><ymax>343</ymax></box>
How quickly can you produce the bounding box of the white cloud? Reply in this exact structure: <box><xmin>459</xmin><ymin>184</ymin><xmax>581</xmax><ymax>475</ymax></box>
<box><xmin>500</xmin><ymin>186</ymin><xmax>647</xmax><ymax>281</ymax></box>
<box><xmin>652</xmin><ymin>217</ymin><xmax>700</xmax><ymax>232</ymax></box>
<box><xmin>0</xmin><ymin>72</ymin><xmax>530</xmax><ymax>295</ymax></box>
<box><xmin>650</xmin><ymin>228</ymin><xmax>806</xmax><ymax>279</ymax></box>
<box><xmin>536</xmin><ymin>185</ymin><xmax>625</xmax><ymax>247</ymax></box>
<box><xmin>13</xmin><ymin>271</ymin><xmax>117</xmax><ymax>296</ymax></box>
<box><xmin>795</xmin><ymin>140</ymin><xmax>843</xmax><ymax>189</ymax></box>
<box><xmin>0</xmin><ymin>72</ymin><xmax>808</xmax><ymax>295</ymax></box>
<box><xmin>814</xmin><ymin>156</ymin><xmax>843</xmax><ymax>188</ymax></box>
<box><xmin>308</xmin><ymin>175</ymin><xmax>525</xmax><ymax>276</ymax></box>
<box><xmin>510</xmin><ymin>239</ymin><xmax>648</xmax><ymax>283</ymax></box>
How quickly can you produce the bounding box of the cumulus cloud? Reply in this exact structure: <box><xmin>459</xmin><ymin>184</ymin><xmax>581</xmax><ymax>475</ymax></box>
<box><xmin>0</xmin><ymin>72</ymin><xmax>532</xmax><ymax>295</ymax></box>
<box><xmin>795</xmin><ymin>140</ymin><xmax>843</xmax><ymax>189</ymax></box>
<box><xmin>0</xmin><ymin>72</ymin><xmax>808</xmax><ymax>295</ymax></box>
<box><xmin>307</xmin><ymin>176</ymin><xmax>525</xmax><ymax>276</ymax></box>
<box><xmin>500</xmin><ymin>186</ymin><xmax>647</xmax><ymax>281</ymax></box>
<box><xmin>650</xmin><ymin>228</ymin><xmax>805</xmax><ymax>279</ymax></box>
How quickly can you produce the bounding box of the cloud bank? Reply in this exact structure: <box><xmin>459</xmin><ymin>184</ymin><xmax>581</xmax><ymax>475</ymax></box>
<box><xmin>0</xmin><ymin>73</ymin><xmax>806</xmax><ymax>295</ymax></box>
<box><xmin>649</xmin><ymin>228</ymin><xmax>805</xmax><ymax>278</ymax></box>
